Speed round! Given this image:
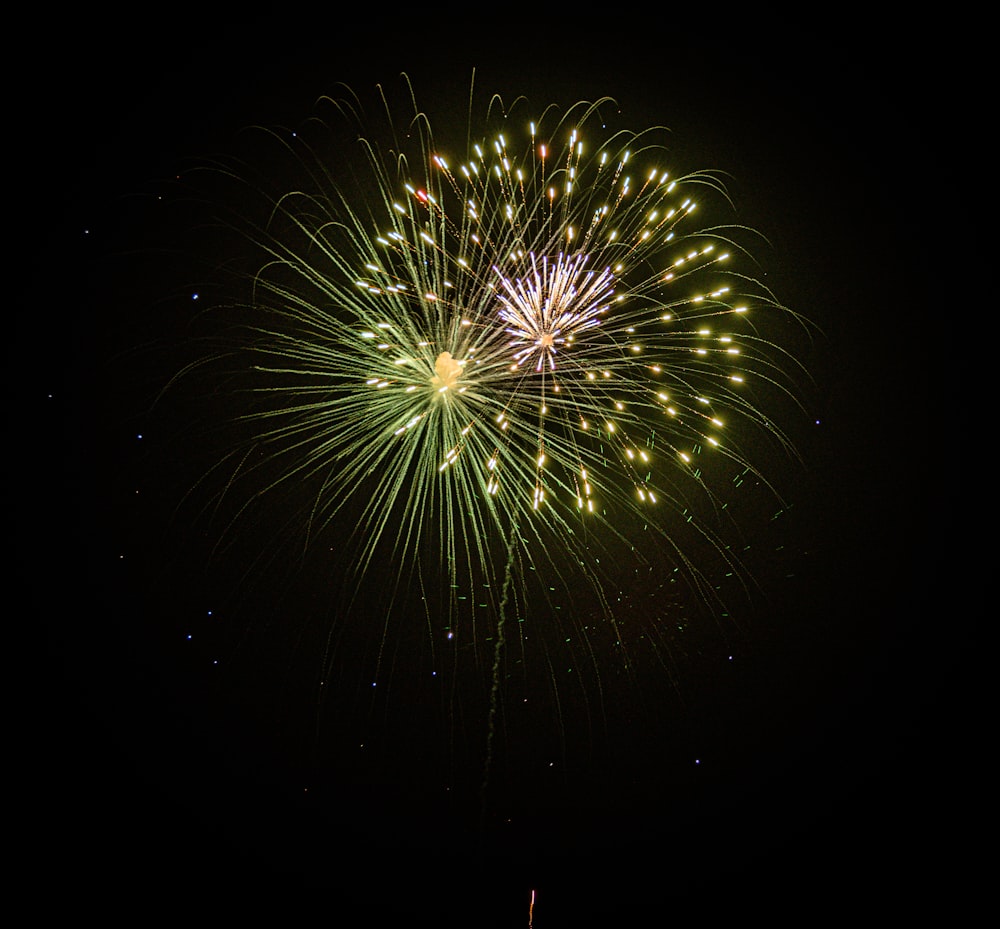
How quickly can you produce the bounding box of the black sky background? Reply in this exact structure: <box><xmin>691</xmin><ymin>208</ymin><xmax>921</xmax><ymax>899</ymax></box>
<box><xmin>27</xmin><ymin>13</ymin><xmax>965</xmax><ymax>925</ymax></box>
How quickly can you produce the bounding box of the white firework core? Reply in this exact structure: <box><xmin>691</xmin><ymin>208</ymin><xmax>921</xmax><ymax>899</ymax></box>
<box><xmin>432</xmin><ymin>351</ymin><xmax>463</xmax><ymax>391</ymax></box>
<box><xmin>495</xmin><ymin>252</ymin><xmax>613</xmax><ymax>373</ymax></box>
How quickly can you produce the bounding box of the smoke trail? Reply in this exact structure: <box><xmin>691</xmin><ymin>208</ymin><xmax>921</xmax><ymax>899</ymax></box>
<box><xmin>480</xmin><ymin>519</ymin><xmax>519</xmax><ymax>822</ymax></box>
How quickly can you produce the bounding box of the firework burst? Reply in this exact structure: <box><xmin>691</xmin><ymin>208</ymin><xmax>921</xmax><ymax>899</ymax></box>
<box><xmin>166</xmin><ymin>79</ymin><xmax>811</xmax><ymax>737</ymax></box>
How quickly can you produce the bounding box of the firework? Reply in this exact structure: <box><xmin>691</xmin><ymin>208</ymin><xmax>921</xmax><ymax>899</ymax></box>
<box><xmin>169</xmin><ymin>79</ymin><xmax>809</xmax><ymax>708</ymax></box>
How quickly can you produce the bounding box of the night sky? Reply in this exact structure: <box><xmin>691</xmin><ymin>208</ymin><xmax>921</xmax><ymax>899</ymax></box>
<box><xmin>30</xmin><ymin>14</ymin><xmax>961</xmax><ymax>925</ymax></box>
